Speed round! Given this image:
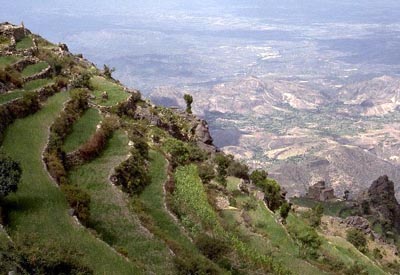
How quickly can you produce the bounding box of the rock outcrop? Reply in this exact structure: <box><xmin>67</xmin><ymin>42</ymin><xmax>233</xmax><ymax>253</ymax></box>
<box><xmin>342</xmin><ymin>216</ymin><xmax>372</xmax><ymax>235</ymax></box>
<box><xmin>359</xmin><ymin>175</ymin><xmax>400</xmax><ymax>232</ymax></box>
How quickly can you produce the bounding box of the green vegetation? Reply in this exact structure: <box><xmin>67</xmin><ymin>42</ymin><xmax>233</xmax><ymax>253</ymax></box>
<box><xmin>15</xmin><ymin>36</ymin><xmax>33</xmax><ymax>50</ymax></box>
<box><xmin>173</xmin><ymin>164</ymin><xmax>221</xmax><ymax>234</ymax></box>
<box><xmin>90</xmin><ymin>76</ymin><xmax>129</xmax><ymax>106</ymax></box>
<box><xmin>0</xmin><ymin>36</ymin><xmax>11</xmax><ymax>49</ymax></box>
<box><xmin>183</xmin><ymin>93</ymin><xmax>193</xmax><ymax>114</ymax></box>
<box><xmin>214</xmin><ymin>153</ymin><xmax>231</xmax><ymax>185</ymax></box>
<box><xmin>0</xmin><ymin>66</ymin><xmax>22</xmax><ymax>88</ymax></box>
<box><xmin>1</xmin><ymin>26</ymin><xmax>396</xmax><ymax>275</ymax></box>
<box><xmin>63</xmin><ymin>108</ymin><xmax>101</xmax><ymax>152</ymax></box>
<box><xmin>0</xmin><ymin>153</ymin><xmax>21</xmax><ymax>198</ymax></box>
<box><xmin>302</xmin><ymin>203</ymin><xmax>324</xmax><ymax>228</ymax></box>
<box><xmin>246</xmin><ymin>202</ymin><xmax>322</xmax><ymax>273</ymax></box>
<box><xmin>68</xmin><ymin>131</ymin><xmax>174</xmax><ymax>274</ymax></box>
<box><xmin>23</xmin><ymin>78</ymin><xmax>54</xmax><ymax>90</ymax></box>
<box><xmin>346</xmin><ymin>228</ymin><xmax>368</xmax><ymax>253</ymax></box>
<box><xmin>287</xmin><ymin>219</ymin><xmax>322</xmax><ymax>258</ymax></box>
<box><xmin>0</xmin><ymin>56</ymin><xmax>19</xmax><ymax>70</ymax></box>
<box><xmin>1</xmin><ymin>92</ymin><xmax>137</xmax><ymax>273</ymax></box>
<box><xmin>291</xmin><ymin>197</ymin><xmax>355</xmax><ymax>218</ymax></box>
<box><xmin>0</xmin><ymin>90</ymin><xmax>26</xmax><ymax>105</ymax></box>
<box><xmin>141</xmin><ymin>151</ymin><xmax>195</xmax><ymax>250</ymax></box>
<box><xmin>256</xmin><ymin>177</ymin><xmax>284</xmax><ymax>212</ymax></box>
<box><xmin>279</xmin><ymin>202</ymin><xmax>291</xmax><ymax>223</ymax></box>
<box><xmin>0</xmin><ymin>78</ymin><xmax>54</xmax><ymax>105</ymax></box>
<box><xmin>163</xmin><ymin>138</ymin><xmax>206</xmax><ymax>168</ymax></box>
<box><xmin>113</xmin><ymin>148</ymin><xmax>150</xmax><ymax>194</ymax></box>
<box><xmin>21</xmin><ymin>61</ymin><xmax>48</xmax><ymax>77</ymax></box>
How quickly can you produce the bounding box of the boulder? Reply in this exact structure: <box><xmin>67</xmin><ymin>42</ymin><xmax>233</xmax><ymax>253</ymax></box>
<box><xmin>58</xmin><ymin>43</ymin><xmax>69</xmax><ymax>52</ymax></box>
<box><xmin>215</xmin><ymin>196</ymin><xmax>230</xmax><ymax>209</ymax></box>
<box><xmin>342</xmin><ymin>216</ymin><xmax>372</xmax><ymax>234</ymax></box>
<box><xmin>102</xmin><ymin>91</ymin><xmax>109</xmax><ymax>100</ymax></box>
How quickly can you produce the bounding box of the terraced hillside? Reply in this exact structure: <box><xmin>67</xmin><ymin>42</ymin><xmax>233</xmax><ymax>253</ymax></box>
<box><xmin>0</xmin><ymin>22</ymin><xmax>399</xmax><ymax>274</ymax></box>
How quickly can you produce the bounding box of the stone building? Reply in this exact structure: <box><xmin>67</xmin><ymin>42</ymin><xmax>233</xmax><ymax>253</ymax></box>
<box><xmin>306</xmin><ymin>181</ymin><xmax>335</xmax><ymax>201</ymax></box>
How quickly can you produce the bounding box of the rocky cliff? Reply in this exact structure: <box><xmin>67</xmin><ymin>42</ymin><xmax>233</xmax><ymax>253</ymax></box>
<box><xmin>359</xmin><ymin>175</ymin><xmax>400</xmax><ymax>233</ymax></box>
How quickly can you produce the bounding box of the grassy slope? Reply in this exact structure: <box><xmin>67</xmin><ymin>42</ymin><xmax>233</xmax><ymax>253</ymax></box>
<box><xmin>286</xmin><ymin>211</ymin><xmax>386</xmax><ymax>274</ymax></box>
<box><xmin>0</xmin><ymin>92</ymin><xmax>137</xmax><ymax>274</ymax></box>
<box><xmin>68</xmin><ymin>132</ymin><xmax>175</xmax><ymax>274</ymax></box>
<box><xmin>90</xmin><ymin>76</ymin><xmax>129</xmax><ymax>106</ymax></box>
<box><xmin>21</xmin><ymin>61</ymin><xmax>48</xmax><ymax>77</ymax></box>
<box><xmin>141</xmin><ymin>151</ymin><xmax>197</xmax><ymax>251</ymax></box>
<box><xmin>63</xmin><ymin>108</ymin><xmax>101</xmax><ymax>152</ymax></box>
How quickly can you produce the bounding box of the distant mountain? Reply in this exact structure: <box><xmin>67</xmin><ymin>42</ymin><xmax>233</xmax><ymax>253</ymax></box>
<box><xmin>150</xmin><ymin>75</ymin><xmax>400</xmax><ymax>199</ymax></box>
<box><xmin>338</xmin><ymin>76</ymin><xmax>400</xmax><ymax>116</ymax></box>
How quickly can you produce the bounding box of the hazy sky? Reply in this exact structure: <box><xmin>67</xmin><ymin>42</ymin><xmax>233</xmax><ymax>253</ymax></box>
<box><xmin>2</xmin><ymin>0</ymin><xmax>400</xmax><ymax>90</ymax></box>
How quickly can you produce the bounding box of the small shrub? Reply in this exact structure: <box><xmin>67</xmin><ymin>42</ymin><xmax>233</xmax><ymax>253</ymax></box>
<box><xmin>249</xmin><ymin>169</ymin><xmax>268</xmax><ymax>185</ymax></box>
<box><xmin>56</xmin><ymin>76</ymin><xmax>68</xmax><ymax>88</ymax></box>
<box><xmin>61</xmin><ymin>184</ymin><xmax>91</xmax><ymax>225</ymax></box>
<box><xmin>173</xmin><ymin>253</ymin><xmax>221</xmax><ymax>275</ymax></box>
<box><xmin>372</xmin><ymin>248</ymin><xmax>383</xmax><ymax>259</ymax></box>
<box><xmin>112</xmin><ymin>149</ymin><xmax>150</xmax><ymax>194</ymax></box>
<box><xmin>0</xmin><ymin>66</ymin><xmax>23</xmax><ymax>88</ymax></box>
<box><xmin>346</xmin><ymin>228</ymin><xmax>367</xmax><ymax>253</ymax></box>
<box><xmin>128</xmin><ymin>126</ymin><xmax>149</xmax><ymax>160</ymax></box>
<box><xmin>243</xmin><ymin>199</ymin><xmax>258</xmax><ymax>211</ymax></box>
<box><xmin>13</xmin><ymin>234</ymin><xmax>94</xmax><ymax>274</ymax></box>
<box><xmin>0</xmin><ymin>153</ymin><xmax>22</xmax><ymax>198</ymax></box>
<box><xmin>227</xmin><ymin>160</ymin><xmax>249</xmax><ymax>180</ymax></box>
<box><xmin>288</xmin><ymin>223</ymin><xmax>321</xmax><ymax>258</ymax></box>
<box><xmin>163</xmin><ymin>138</ymin><xmax>190</xmax><ymax>167</ymax></box>
<box><xmin>44</xmin><ymin>151</ymin><xmax>67</xmax><ymax>184</ymax></box>
<box><xmin>197</xmin><ymin>163</ymin><xmax>215</xmax><ymax>184</ymax></box>
<box><xmin>279</xmin><ymin>202</ymin><xmax>291</xmax><ymax>224</ymax></box>
<box><xmin>195</xmin><ymin>234</ymin><xmax>231</xmax><ymax>261</ymax></box>
<box><xmin>257</xmin><ymin>178</ymin><xmax>284</xmax><ymax>212</ymax></box>
<box><xmin>71</xmin><ymin>72</ymin><xmax>92</xmax><ymax>89</ymax></box>
<box><xmin>343</xmin><ymin>262</ymin><xmax>368</xmax><ymax>275</ymax></box>
<box><xmin>303</xmin><ymin>203</ymin><xmax>324</xmax><ymax>228</ymax></box>
<box><xmin>78</xmin><ymin>129</ymin><xmax>107</xmax><ymax>161</ymax></box>
<box><xmin>214</xmin><ymin>153</ymin><xmax>232</xmax><ymax>185</ymax></box>
<box><xmin>183</xmin><ymin>94</ymin><xmax>193</xmax><ymax>114</ymax></box>
<box><xmin>187</xmin><ymin>143</ymin><xmax>207</xmax><ymax>162</ymax></box>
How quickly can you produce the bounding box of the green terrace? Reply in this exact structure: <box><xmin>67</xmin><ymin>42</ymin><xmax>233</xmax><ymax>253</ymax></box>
<box><xmin>90</xmin><ymin>76</ymin><xmax>130</xmax><ymax>106</ymax></box>
<box><xmin>1</xmin><ymin>92</ymin><xmax>138</xmax><ymax>273</ymax></box>
<box><xmin>62</xmin><ymin>108</ymin><xmax>102</xmax><ymax>152</ymax></box>
<box><xmin>0</xmin><ymin>56</ymin><xmax>21</xmax><ymax>70</ymax></box>
<box><xmin>15</xmin><ymin>36</ymin><xmax>34</xmax><ymax>50</ymax></box>
<box><xmin>0</xmin><ymin>78</ymin><xmax>54</xmax><ymax>104</ymax></box>
<box><xmin>21</xmin><ymin>61</ymin><xmax>49</xmax><ymax>78</ymax></box>
<box><xmin>68</xmin><ymin>131</ymin><xmax>174</xmax><ymax>273</ymax></box>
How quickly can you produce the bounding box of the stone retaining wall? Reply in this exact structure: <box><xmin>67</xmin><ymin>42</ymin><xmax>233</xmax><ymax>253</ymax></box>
<box><xmin>23</xmin><ymin>66</ymin><xmax>52</xmax><ymax>82</ymax></box>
